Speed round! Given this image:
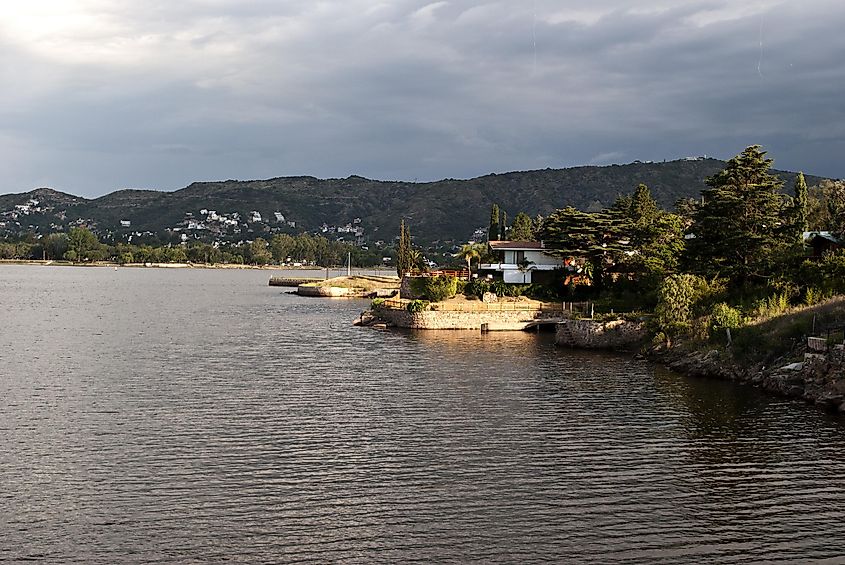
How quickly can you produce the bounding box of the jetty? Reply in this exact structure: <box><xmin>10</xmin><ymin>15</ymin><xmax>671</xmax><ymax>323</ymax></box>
<box><xmin>269</xmin><ymin>276</ymin><xmax>323</xmax><ymax>287</ymax></box>
<box><xmin>271</xmin><ymin>275</ymin><xmax>400</xmax><ymax>298</ymax></box>
<box><xmin>364</xmin><ymin>297</ymin><xmax>590</xmax><ymax>331</ymax></box>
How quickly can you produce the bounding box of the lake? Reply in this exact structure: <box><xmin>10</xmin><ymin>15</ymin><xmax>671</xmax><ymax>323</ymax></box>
<box><xmin>2</xmin><ymin>265</ymin><xmax>845</xmax><ymax>563</ymax></box>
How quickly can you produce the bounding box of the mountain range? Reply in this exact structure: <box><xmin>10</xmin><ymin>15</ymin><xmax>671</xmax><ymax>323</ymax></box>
<box><xmin>0</xmin><ymin>159</ymin><xmax>826</xmax><ymax>246</ymax></box>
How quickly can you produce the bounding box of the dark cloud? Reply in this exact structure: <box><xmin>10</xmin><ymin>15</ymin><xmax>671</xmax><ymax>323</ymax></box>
<box><xmin>0</xmin><ymin>0</ymin><xmax>843</xmax><ymax>197</ymax></box>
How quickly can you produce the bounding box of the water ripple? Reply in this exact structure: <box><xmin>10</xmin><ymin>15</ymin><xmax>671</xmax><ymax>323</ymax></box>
<box><xmin>1</xmin><ymin>266</ymin><xmax>845</xmax><ymax>563</ymax></box>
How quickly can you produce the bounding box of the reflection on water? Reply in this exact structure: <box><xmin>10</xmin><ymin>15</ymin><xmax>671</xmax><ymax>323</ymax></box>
<box><xmin>1</xmin><ymin>265</ymin><xmax>845</xmax><ymax>564</ymax></box>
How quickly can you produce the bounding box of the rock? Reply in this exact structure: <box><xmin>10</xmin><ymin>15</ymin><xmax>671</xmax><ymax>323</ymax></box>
<box><xmin>482</xmin><ymin>292</ymin><xmax>498</xmax><ymax>303</ymax></box>
<box><xmin>703</xmin><ymin>350</ymin><xmax>720</xmax><ymax>363</ymax></box>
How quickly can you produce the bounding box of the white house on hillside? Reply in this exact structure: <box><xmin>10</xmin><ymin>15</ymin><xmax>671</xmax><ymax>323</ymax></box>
<box><xmin>479</xmin><ymin>240</ymin><xmax>566</xmax><ymax>284</ymax></box>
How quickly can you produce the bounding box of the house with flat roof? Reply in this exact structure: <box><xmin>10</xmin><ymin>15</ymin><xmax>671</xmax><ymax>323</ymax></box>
<box><xmin>479</xmin><ymin>240</ymin><xmax>566</xmax><ymax>284</ymax></box>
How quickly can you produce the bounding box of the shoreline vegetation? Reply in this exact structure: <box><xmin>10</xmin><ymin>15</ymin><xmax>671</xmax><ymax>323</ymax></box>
<box><xmin>356</xmin><ymin>145</ymin><xmax>845</xmax><ymax>414</ymax></box>
<box><xmin>0</xmin><ymin>258</ymin><xmax>395</xmax><ymax>272</ymax></box>
<box><xmin>649</xmin><ymin>297</ymin><xmax>845</xmax><ymax>413</ymax></box>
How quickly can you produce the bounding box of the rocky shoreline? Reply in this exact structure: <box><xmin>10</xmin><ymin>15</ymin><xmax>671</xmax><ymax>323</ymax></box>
<box><xmin>650</xmin><ymin>346</ymin><xmax>845</xmax><ymax>413</ymax></box>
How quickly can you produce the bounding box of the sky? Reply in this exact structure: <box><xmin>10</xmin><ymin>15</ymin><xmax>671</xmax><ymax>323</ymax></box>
<box><xmin>1</xmin><ymin>0</ymin><xmax>843</xmax><ymax>197</ymax></box>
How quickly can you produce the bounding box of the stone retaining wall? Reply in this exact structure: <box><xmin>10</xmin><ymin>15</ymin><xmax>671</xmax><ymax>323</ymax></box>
<box><xmin>297</xmin><ymin>285</ymin><xmax>352</xmax><ymax>297</ymax></box>
<box><xmin>375</xmin><ymin>306</ymin><xmax>560</xmax><ymax>330</ymax></box>
<box><xmin>555</xmin><ymin>319</ymin><xmax>647</xmax><ymax>349</ymax></box>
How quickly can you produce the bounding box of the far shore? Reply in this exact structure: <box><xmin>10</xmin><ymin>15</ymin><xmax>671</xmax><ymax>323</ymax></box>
<box><xmin>0</xmin><ymin>259</ymin><xmax>393</xmax><ymax>272</ymax></box>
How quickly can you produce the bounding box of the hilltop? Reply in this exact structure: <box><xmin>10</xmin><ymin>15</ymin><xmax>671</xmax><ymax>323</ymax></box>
<box><xmin>0</xmin><ymin>159</ymin><xmax>826</xmax><ymax>246</ymax></box>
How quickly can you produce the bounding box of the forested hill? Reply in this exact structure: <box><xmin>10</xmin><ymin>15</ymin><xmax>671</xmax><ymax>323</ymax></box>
<box><xmin>0</xmin><ymin>159</ymin><xmax>825</xmax><ymax>244</ymax></box>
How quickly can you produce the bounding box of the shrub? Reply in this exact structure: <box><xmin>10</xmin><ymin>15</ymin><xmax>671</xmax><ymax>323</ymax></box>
<box><xmin>750</xmin><ymin>291</ymin><xmax>791</xmax><ymax>319</ymax></box>
<box><xmin>804</xmin><ymin>287</ymin><xmax>830</xmax><ymax>306</ymax></box>
<box><xmin>406</xmin><ymin>299</ymin><xmax>430</xmax><ymax>313</ymax></box>
<box><xmin>489</xmin><ymin>280</ymin><xmax>524</xmax><ymax>297</ymax></box>
<box><xmin>455</xmin><ymin>279</ymin><xmax>468</xmax><ymax>295</ymax></box>
<box><xmin>409</xmin><ymin>275</ymin><xmax>458</xmax><ymax>302</ymax></box>
<box><xmin>371</xmin><ymin>297</ymin><xmax>385</xmax><ymax>309</ymax></box>
<box><xmin>711</xmin><ymin>302</ymin><xmax>742</xmax><ymax>331</ymax></box>
<box><xmin>464</xmin><ymin>278</ymin><xmax>491</xmax><ymax>299</ymax></box>
<box><xmin>653</xmin><ymin>274</ymin><xmax>723</xmax><ymax>336</ymax></box>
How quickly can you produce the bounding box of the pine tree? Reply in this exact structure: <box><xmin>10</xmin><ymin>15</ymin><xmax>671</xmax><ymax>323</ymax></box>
<box><xmin>509</xmin><ymin>212</ymin><xmax>535</xmax><ymax>241</ymax></box>
<box><xmin>794</xmin><ymin>172</ymin><xmax>808</xmax><ymax>242</ymax></box>
<box><xmin>489</xmin><ymin>204</ymin><xmax>500</xmax><ymax>242</ymax></box>
<box><xmin>686</xmin><ymin>145</ymin><xmax>789</xmax><ymax>284</ymax></box>
<box><xmin>537</xmin><ymin>206</ymin><xmax>629</xmax><ymax>290</ymax></box>
<box><xmin>615</xmin><ymin>184</ymin><xmax>685</xmax><ymax>285</ymax></box>
<box><xmin>630</xmin><ymin>183</ymin><xmax>659</xmax><ymax>224</ymax></box>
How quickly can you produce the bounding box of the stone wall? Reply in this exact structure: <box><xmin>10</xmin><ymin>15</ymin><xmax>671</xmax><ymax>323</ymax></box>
<box><xmin>656</xmin><ymin>347</ymin><xmax>845</xmax><ymax>413</ymax></box>
<box><xmin>297</xmin><ymin>285</ymin><xmax>351</xmax><ymax>297</ymax></box>
<box><xmin>555</xmin><ymin>319</ymin><xmax>647</xmax><ymax>350</ymax></box>
<box><xmin>375</xmin><ymin>306</ymin><xmax>560</xmax><ymax>330</ymax></box>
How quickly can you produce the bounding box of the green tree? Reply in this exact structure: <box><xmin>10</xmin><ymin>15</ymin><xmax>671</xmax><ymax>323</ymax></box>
<box><xmin>42</xmin><ymin>233</ymin><xmax>68</xmax><ymax>260</ymax></box>
<box><xmin>166</xmin><ymin>246</ymin><xmax>188</xmax><ymax>263</ymax></box>
<box><xmin>509</xmin><ymin>212</ymin><xmax>535</xmax><ymax>241</ymax></box>
<box><xmin>685</xmin><ymin>145</ymin><xmax>789</xmax><ymax>285</ymax></box>
<box><xmin>537</xmin><ymin>206</ymin><xmax>629</xmax><ymax>289</ymax></box>
<box><xmin>248</xmin><ymin>238</ymin><xmax>272</xmax><ymax>265</ymax></box>
<box><xmin>489</xmin><ymin>203</ymin><xmax>500</xmax><ymax>242</ymax></box>
<box><xmin>66</xmin><ymin>227</ymin><xmax>101</xmax><ymax>262</ymax></box>
<box><xmin>397</xmin><ymin>220</ymin><xmax>415</xmax><ymax>276</ymax></box>
<box><xmin>793</xmin><ymin>172</ymin><xmax>808</xmax><ymax>242</ymax></box>
<box><xmin>629</xmin><ymin>183</ymin><xmax>660</xmax><ymax>224</ymax></box>
<box><xmin>806</xmin><ymin>179</ymin><xmax>845</xmax><ymax>234</ymax></box>
<box><xmin>270</xmin><ymin>234</ymin><xmax>295</xmax><ymax>263</ymax></box>
<box><xmin>615</xmin><ymin>184</ymin><xmax>686</xmax><ymax>286</ymax></box>
<box><xmin>499</xmin><ymin>209</ymin><xmax>508</xmax><ymax>240</ymax></box>
<box><xmin>654</xmin><ymin>274</ymin><xmax>718</xmax><ymax>340</ymax></box>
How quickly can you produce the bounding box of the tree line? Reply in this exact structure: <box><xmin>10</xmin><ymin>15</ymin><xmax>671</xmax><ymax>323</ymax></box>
<box><xmin>0</xmin><ymin>229</ymin><xmax>386</xmax><ymax>267</ymax></box>
<box><xmin>534</xmin><ymin>145</ymin><xmax>845</xmax><ymax>342</ymax></box>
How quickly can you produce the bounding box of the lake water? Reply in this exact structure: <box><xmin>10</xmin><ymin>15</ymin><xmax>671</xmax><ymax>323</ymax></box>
<box><xmin>2</xmin><ymin>265</ymin><xmax>845</xmax><ymax>564</ymax></box>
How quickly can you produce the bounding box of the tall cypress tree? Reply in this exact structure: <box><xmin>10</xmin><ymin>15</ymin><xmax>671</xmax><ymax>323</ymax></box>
<box><xmin>397</xmin><ymin>220</ymin><xmax>415</xmax><ymax>276</ymax></box>
<box><xmin>489</xmin><ymin>204</ymin><xmax>500</xmax><ymax>242</ymax></box>
<box><xmin>500</xmin><ymin>209</ymin><xmax>508</xmax><ymax>240</ymax></box>
<box><xmin>403</xmin><ymin>222</ymin><xmax>413</xmax><ymax>273</ymax></box>
<box><xmin>397</xmin><ymin>220</ymin><xmax>407</xmax><ymax>277</ymax></box>
<box><xmin>794</xmin><ymin>171</ymin><xmax>808</xmax><ymax>242</ymax></box>
<box><xmin>686</xmin><ymin>145</ymin><xmax>788</xmax><ymax>284</ymax></box>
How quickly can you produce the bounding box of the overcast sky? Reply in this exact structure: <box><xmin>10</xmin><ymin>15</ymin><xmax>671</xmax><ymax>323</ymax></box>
<box><xmin>1</xmin><ymin>0</ymin><xmax>843</xmax><ymax>197</ymax></box>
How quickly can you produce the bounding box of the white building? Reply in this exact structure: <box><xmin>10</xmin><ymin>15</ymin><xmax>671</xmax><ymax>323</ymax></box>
<box><xmin>479</xmin><ymin>241</ymin><xmax>566</xmax><ymax>284</ymax></box>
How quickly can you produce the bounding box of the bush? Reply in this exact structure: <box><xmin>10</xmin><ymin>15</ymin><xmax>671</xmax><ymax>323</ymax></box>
<box><xmin>409</xmin><ymin>275</ymin><xmax>458</xmax><ymax>302</ymax></box>
<box><xmin>490</xmin><ymin>280</ymin><xmax>524</xmax><ymax>297</ymax></box>
<box><xmin>464</xmin><ymin>278</ymin><xmax>491</xmax><ymax>299</ymax></box>
<box><xmin>371</xmin><ymin>297</ymin><xmax>385</xmax><ymax>309</ymax></box>
<box><xmin>406</xmin><ymin>300</ymin><xmax>430</xmax><ymax>313</ymax></box>
<box><xmin>750</xmin><ymin>291</ymin><xmax>791</xmax><ymax>319</ymax></box>
<box><xmin>456</xmin><ymin>279</ymin><xmax>468</xmax><ymax>295</ymax></box>
<box><xmin>711</xmin><ymin>302</ymin><xmax>743</xmax><ymax>331</ymax></box>
<box><xmin>804</xmin><ymin>287</ymin><xmax>831</xmax><ymax>306</ymax></box>
<box><xmin>653</xmin><ymin>274</ymin><xmax>723</xmax><ymax>336</ymax></box>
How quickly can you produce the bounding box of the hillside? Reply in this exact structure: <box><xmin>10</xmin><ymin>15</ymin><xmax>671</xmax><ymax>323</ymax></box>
<box><xmin>0</xmin><ymin>159</ymin><xmax>826</xmax><ymax>245</ymax></box>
